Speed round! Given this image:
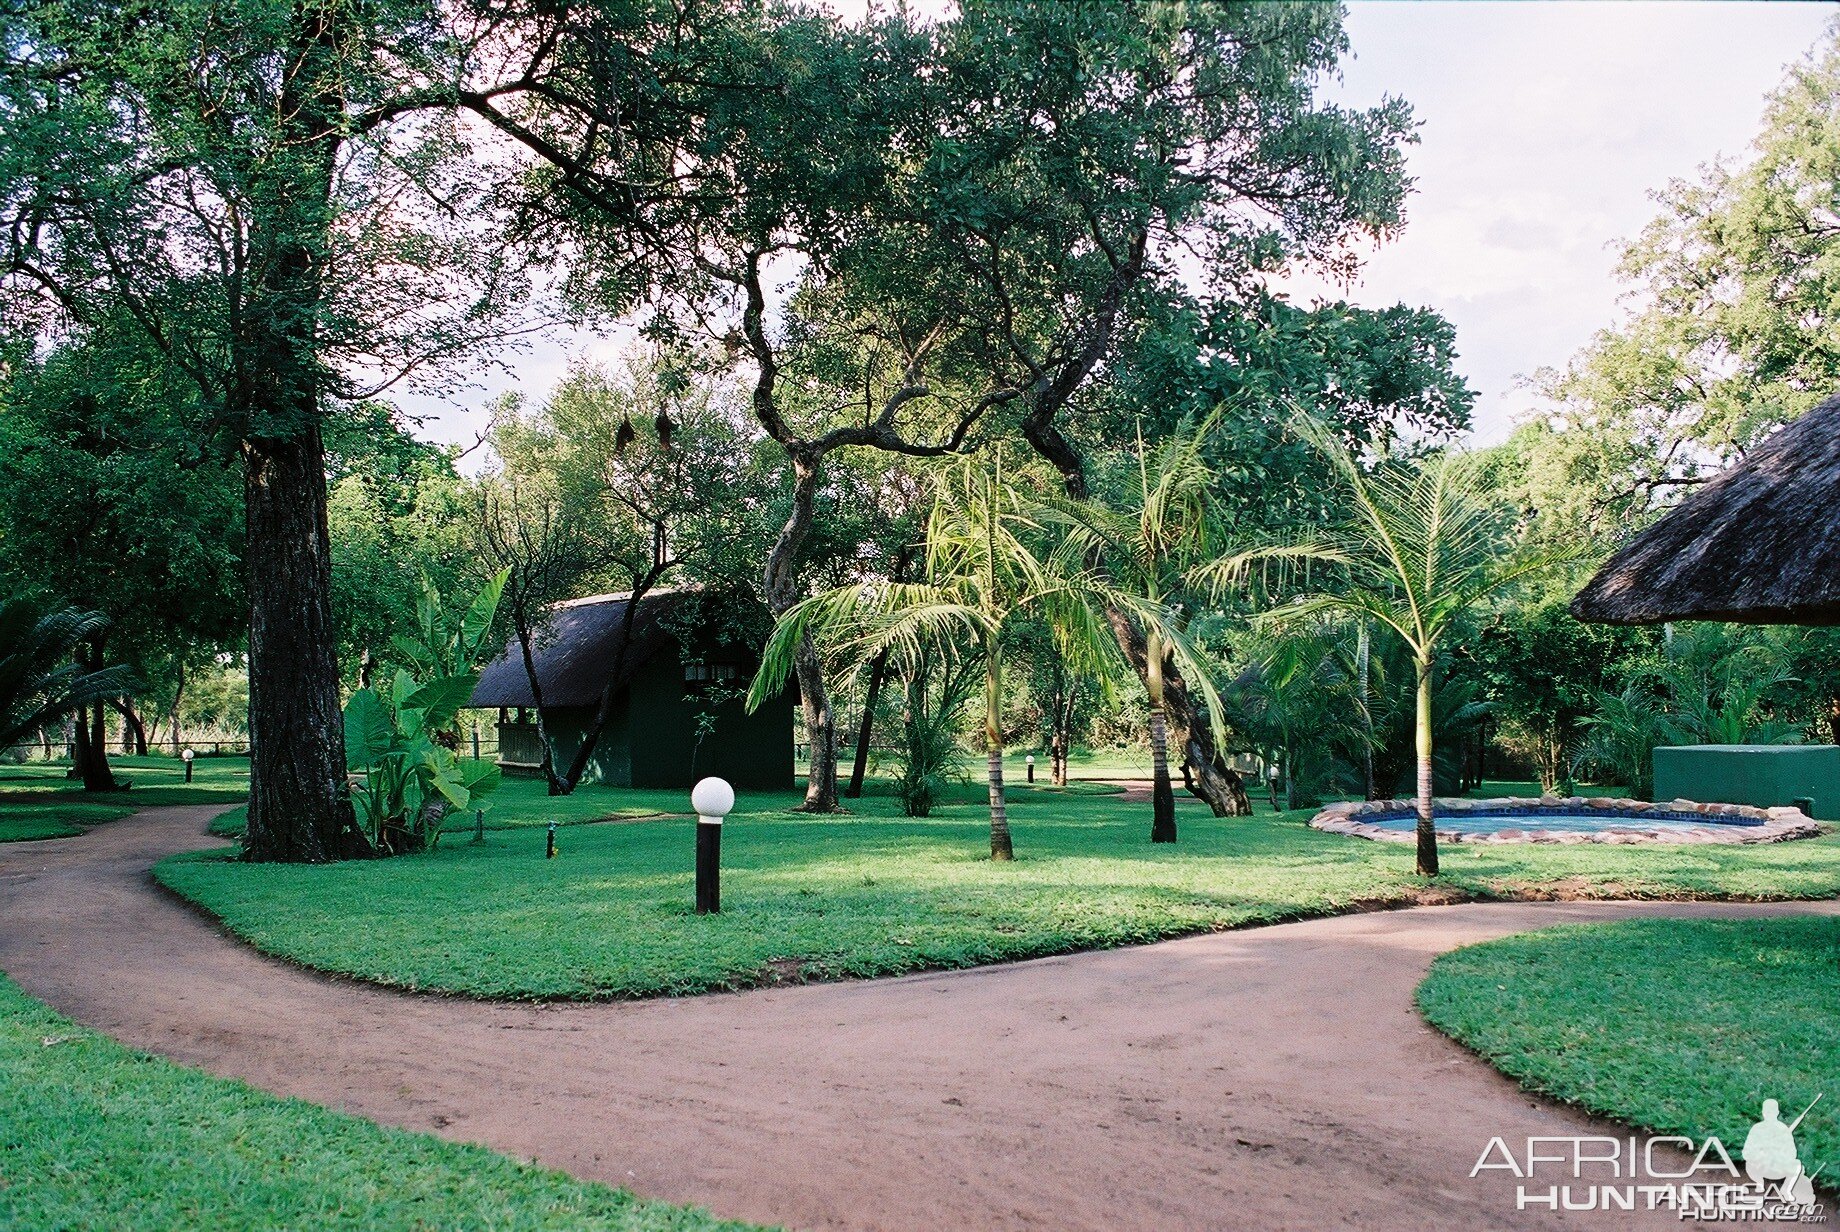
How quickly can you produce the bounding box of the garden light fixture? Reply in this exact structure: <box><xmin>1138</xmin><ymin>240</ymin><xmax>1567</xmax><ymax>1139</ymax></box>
<box><xmin>691</xmin><ymin>777</ymin><xmax>734</xmax><ymax>914</ymax></box>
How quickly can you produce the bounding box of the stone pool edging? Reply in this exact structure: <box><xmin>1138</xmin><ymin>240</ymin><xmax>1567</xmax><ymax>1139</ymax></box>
<box><xmin>1309</xmin><ymin>795</ymin><xmax>1828</xmax><ymax>846</ymax></box>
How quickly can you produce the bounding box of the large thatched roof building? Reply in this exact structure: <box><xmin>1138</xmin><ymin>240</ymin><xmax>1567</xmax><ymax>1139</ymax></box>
<box><xmin>469</xmin><ymin>589</ymin><xmax>794</xmax><ymax>790</ymax></box>
<box><xmin>1571</xmin><ymin>392</ymin><xmax>1840</xmax><ymax>626</ymax></box>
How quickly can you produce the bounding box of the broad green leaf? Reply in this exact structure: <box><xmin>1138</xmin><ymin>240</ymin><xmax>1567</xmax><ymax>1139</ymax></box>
<box><xmin>405</xmin><ymin>674</ymin><xmax>478</xmax><ymax>732</ymax></box>
<box><xmin>342</xmin><ymin>688</ymin><xmax>394</xmax><ymax>770</ymax></box>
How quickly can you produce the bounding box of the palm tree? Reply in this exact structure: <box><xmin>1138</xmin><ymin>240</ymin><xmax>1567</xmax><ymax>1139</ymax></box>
<box><xmin>750</xmin><ymin>453</ymin><xmax>1193</xmax><ymax>859</ymax></box>
<box><xmin>1049</xmin><ymin>416</ymin><xmax>1228</xmax><ymax>842</ymax></box>
<box><xmin>0</xmin><ymin>601</ymin><xmax>136</xmax><ymax>758</ymax></box>
<box><xmin>1209</xmin><ymin>420</ymin><xmax>1581</xmax><ymax>875</ymax></box>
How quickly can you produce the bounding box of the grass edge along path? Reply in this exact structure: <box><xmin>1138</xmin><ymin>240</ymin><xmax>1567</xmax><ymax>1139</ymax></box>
<box><xmin>0</xmin><ymin>971</ymin><xmax>767</xmax><ymax>1231</ymax></box>
<box><xmin>154</xmin><ymin>780</ymin><xmax>1840</xmax><ymax>1001</ymax></box>
<box><xmin>1416</xmin><ymin>916</ymin><xmax>1840</xmax><ymax>1181</ymax></box>
<box><xmin>0</xmin><ymin>755</ymin><xmax>249</xmax><ymax>842</ymax></box>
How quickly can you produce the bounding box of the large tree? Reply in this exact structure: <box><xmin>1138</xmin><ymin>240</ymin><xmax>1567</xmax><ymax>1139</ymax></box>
<box><xmin>0</xmin><ymin>0</ymin><xmax>728</xmax><ymax>859</ymax></box>
<box><xmin>903</xmin><ymin>2</ymin><xmax>1423</xmax><ymax>815</ymax></box>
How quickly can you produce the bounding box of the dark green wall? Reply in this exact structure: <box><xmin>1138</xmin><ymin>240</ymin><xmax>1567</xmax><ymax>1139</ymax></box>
<box><xmin>517</xmin><ymin>644</ymin><xmax>793</xmax><ymax>791</ymax></box>
<box><xmin>626</xmin><ymin>650</ymin><xmax>794</xmax><ymax>790</ymax></box>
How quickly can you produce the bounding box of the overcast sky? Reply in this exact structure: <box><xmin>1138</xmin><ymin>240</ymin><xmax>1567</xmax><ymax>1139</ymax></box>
<box><xmin>407</xmin><ymin>1</ymin><xmax>1840</xmax><ymax>456</ymax></box>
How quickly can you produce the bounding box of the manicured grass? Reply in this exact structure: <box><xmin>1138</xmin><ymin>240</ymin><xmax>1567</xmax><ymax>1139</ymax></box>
<box><xmin>205</xmin><ymin>770</ymin><xmax>1126</xmax><ymax>840</ymax></box>
<box><xmin>0</xmin><ymin>755</ymin><xmax>250</xmax><ymax>836</ymax></box>
<box><xmin>1417</xmin><ymin>917</ymin><xmax>1840</xmax><ymax>1178</ymax></box>
<box><xmin>156</xmin><ymin>780</ymin><xmax>1840</xmax><ymax>1001</ymax></box>
<box><xmin>0</xmin><ymin>752</ymin><xmax>251</xmax><ymax>797</ymax></box>
<box><xmin>0</xmin><ymin>973</ymin><xmax>758</xmax><ymax>1230</ymax></box>
<box><xmin>0</xmin><ymin>812</ymin><xmax>86</xmax><ymax>841</ymax></box>
<box><xmin>207</xmin><ymin>803</ymin><xmax>247</xmax><ymax>837</ymax></box>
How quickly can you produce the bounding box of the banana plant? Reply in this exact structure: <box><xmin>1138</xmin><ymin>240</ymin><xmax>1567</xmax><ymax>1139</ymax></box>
<box><xmin>344</xmin><ymin>572</ymin><xmax>507</xmax><ymax>854</ymax></box>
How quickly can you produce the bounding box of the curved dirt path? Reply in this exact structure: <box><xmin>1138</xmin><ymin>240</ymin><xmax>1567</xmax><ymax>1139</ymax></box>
<box><xmin>2</xmin><ymin>804</ymin><xmax>1834</xmax><ymax>1232</ymax></box>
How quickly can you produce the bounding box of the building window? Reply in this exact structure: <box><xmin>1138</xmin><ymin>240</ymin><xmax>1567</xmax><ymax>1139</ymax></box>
<box><xmin>684</xmin><ymin>662</ymin><xmax>739</xmax><ymax>685</ymax></box>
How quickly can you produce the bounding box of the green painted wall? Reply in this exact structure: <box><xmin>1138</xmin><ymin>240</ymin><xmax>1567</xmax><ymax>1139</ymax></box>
<box><xmin>1652</xmin><ymin>744</ymin><xmax>1840</xmax><ymax>819</ymax></box>
<box><xmin>626</xmin><ymin>651</ymin><xmax>794</xmax><ymax>790</ymax></box>
<box><xmin>507</xmin><ymin>644</ymin><xmax>794</xmax><ymax>791</ymax></box>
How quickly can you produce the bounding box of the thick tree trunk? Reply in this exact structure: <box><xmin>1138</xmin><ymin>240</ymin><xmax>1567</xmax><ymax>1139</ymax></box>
<box><xmin>241</xmin><ymin>426</ymin><xmax>360</xmax><ymax>863</ymax></box>
<box><xmin>1414</xmin><ymin>653</ymin><xmax>1439</xmax><ymax>877</ymax></box>
<box><xmin>1148</xmin><ymin>707</ymin><xmax>1176</xmax><ymax>841</ymax></box>
<box><xmin>238</xmin><ymin>4</ymin><xmax>363</xmax><ymax>862</ymax></box>
<box><xmin>764</xmin><ymin>455</ymin><xmax>840</xmax><ymax>812</ymax></box>
<box><xmin>1826</xmin><ymin>695</ymin><xmax>1840</xmax><ymax>746</ymax></box>
<box><xmin>985</xmin><ymin>649</ymin><xmax>1013</xmax><ymax>860</ymax></box>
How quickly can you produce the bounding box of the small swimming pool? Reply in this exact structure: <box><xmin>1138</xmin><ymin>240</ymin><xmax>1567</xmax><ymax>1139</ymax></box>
<box><xmin>1310</xmin><ymin>796</ymin><xmax>1823</xmax><ymax>846</ymax></box>
<box><xmin>1358</xmin><ymin>810</ymin><xmax>1751</xmax><ymax>836</ymax></box>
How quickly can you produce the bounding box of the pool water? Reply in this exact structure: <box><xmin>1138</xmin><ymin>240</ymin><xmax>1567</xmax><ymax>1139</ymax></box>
<box><xmin>1362</xmin><ymin>811</ymin><xmax>1756</xmax><ymax>836</ymax></box>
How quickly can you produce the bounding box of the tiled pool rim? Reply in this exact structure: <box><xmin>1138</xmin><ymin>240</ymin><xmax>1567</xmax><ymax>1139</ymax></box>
<box><xmin>1310</xmin><ymin>796</ymin><xmax>1827</xmax><ymax>845</ymax></box>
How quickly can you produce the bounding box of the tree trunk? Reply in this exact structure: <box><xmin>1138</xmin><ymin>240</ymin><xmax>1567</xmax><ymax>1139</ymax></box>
<box><xmin>846</xmin><ymin>646</ymin><xmax>892</xmax><ymax>799</ymax></box>
<box><xmin>169</xmin><ymin>659</ymin><xmax>186</xmax><ymax>756</ymax></box>
<box><xmin>238</xmin><ymin>4</ymin><xmax>363</xmax><ymax>863</ymax></box>
<box><xmin>984</xmin><ymin>648</ymin><xmax>1013</xmax><ymax>860</ymax></box>
<box><xmin>845</xmin><ymin>545</ymin><xmax>911</xmax><ymax>799</ymax></box>
<box><xmin>1414</xmin><ymin>652</ymin><xmax>1439</xmax><ymax>877</ymax></box>
<box><xmin>1105</xmin><ymin>607</ymin><xmax>1251</xmax><ymax>816</ymax></box>
<box><xmin>112</xmin><ymin>700</ymin><xmax>148</xmax><ymax>756</ymax></box>
<box><xmin>241</xmin><ymin>426</ymin><xmax>361</xmax><ymax>863</ymax></box>
<box><xmin>1146</xmin><ymin>629</ymin><xmax>1176</xmax><ymax>843</ymax></box>
<box><xmin>512</xmin><ymin>619</ymin><xmax>567</xmax><ymax>795</ymax></box>
<box><xmin>1357</xmin><ymin>622</ymin><xmax>1377</xmax><ymax>800</ymax></box>
<box><xmin>1825</xmin><ymin>695</ymin><xmax>1840</xmax><ymax>746</ymax></box>
<box><xmin>560</xmin><ymin>574</ymin><xmax>659</xmax><ymax>794</ymax></box>
<box><xmin>1051</xmin><ymin>686</ymin><xmax>1072</xmax><ymax>787</ymax></box>
<box><xmin>73</xmin><ymin>696</ymin><xmax>118</xmax><ymax>792</ymax></box>
<box><xmin>764</xmin><ymin>454</ymin><xmax>840</xmax><ymax>812</ymax></box>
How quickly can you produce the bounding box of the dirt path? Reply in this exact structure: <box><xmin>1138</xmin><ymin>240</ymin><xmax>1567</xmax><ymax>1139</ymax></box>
<box><xmin>2</xmin><ymin>804</ymin><xmax>1833</xmax><ymax>1231</ymax></box>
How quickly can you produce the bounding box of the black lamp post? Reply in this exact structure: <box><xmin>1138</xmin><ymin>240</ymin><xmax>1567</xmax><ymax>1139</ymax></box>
<box><xmin>182</xmin><ymin>747</ymin><xmax>195</xmax><ymax>783</ymax></box>
<box><xmin>691</xmin><ymin>777</ymin><xmax>734</xmax><ymax>914</ymax></box>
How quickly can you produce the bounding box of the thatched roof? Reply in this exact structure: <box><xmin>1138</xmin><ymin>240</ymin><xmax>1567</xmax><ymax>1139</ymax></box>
<box><xmin>470</xmin><ymin>589</ymin><xmax>694</xmax><ymax>709</ymax></box>
<box><xmin>1572</xmin><ymin>392</ymin><xmax>1840</xmax><ymax>626</ymax></box>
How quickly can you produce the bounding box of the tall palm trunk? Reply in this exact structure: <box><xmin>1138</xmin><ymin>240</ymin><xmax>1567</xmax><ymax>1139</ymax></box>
<box><xmin>985</xmin><ymin>645</ymin><xmax>1013</xmax><ymax>860</ymax></box>
<box><xmin>1414</xmin><ymin>651</ymin><xmax>1439</xmax><ymax>876</ymax></box>
<box><xmin>1357</xmin><ymin>621</ymin><xmax>1376</xmax><ymax>800</ymax></box>
<box><xmin>1145</xmin><ymin>628</ymin><xmax>1176</xmax><ymax>843</ymax></box>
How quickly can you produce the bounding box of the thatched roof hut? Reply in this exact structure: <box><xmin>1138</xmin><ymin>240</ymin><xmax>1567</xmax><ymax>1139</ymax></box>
<box><xmin>468</xmin><ymin>589</ymin><xmax>794</xmax><ymax>789</ymax></box>
<box><xmin>1571</xmin><ymin>393</ymin><xmax>1840</xmax><ymax>626</ymax></box>
<box><xmin>471</xmin><ymin>589</ymin><xmax>695</xmax><ymax>709</ymax></box>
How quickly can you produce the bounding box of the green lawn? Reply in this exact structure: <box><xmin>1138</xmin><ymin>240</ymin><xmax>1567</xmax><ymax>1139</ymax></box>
<box><xmin>0</xmin><ymin>755</ymin><xmax>250</xmax><ymax>841</ymax></box>
<box><xmin>1417</xmin><ymin>917</ymin><xmax>1840</xmax><ymax>1179</ymax></box>
<box><xmin>156</xmin><ymin>780</ymin><xmax>1840</xmax><ymax>1000</ymax></box>
<box><xmin>0</xmin><ymin>973</ymin><xmax>758</xmax><ymax>1230</ymax></box>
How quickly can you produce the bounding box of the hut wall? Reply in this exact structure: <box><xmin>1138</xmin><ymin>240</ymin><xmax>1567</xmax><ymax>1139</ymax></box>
<box><xmin>626</xmin><ymin>651</ymin><xmax>795</xmax><ymax>790</ymax></box>
<box><xmin>516</xmin><ymin>702</ymin><xmax>634</xmax><ymax>786</ymax></box>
